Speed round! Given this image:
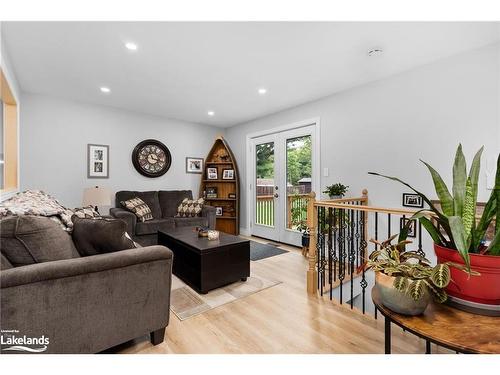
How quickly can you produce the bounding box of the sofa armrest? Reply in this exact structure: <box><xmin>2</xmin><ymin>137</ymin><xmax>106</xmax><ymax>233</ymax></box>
<box><xmin>110</xmin><ymin>207</ymin><xmax>137</xmax><ymax>235</ymax></box>
<box><xmin>201</xmin><ymin>205</ymin><xmax>216</xmax><ymax>229</ymax></box>
<box><xmin>1</xmin><ymin>246</ymin><xmax>173</xmax><ymax>353</ymax></box>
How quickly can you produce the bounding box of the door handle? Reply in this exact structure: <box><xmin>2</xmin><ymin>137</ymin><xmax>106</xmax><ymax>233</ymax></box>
<box><xmin>274</xmin><ymin>193</ymin><xmax>279</xmax><ymax>198</ymax></box>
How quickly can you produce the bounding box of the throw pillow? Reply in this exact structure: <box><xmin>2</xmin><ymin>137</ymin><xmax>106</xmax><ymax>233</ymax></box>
<box><xmin>71</xmin><ymin>216</ymin><xmax>137</xmax><ymax>256</ymax></box>
<box><xmin>73</xmin><ymin>205</ymin><xmax>101</xmax><ymax>219</ymax></box>
<box><xmin>175</xmin><ymin>198</ymin><xmax>204</xmax><ymax>218</ymax></box>
<box><xmin>0</xmin><ymin>216</ymin><xmax>80</xmax><ymax>267</ymax></box>
<box><xmin>120</xmin><ymin>197</ymin><xmax>153</xmax><ymax>222</ymax></box>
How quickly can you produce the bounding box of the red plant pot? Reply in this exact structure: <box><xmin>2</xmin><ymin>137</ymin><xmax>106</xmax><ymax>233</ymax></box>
<box><xmin>434</xmin><ymin>244</ymin><xmax>500</xmax><ymax>306</ymax></box>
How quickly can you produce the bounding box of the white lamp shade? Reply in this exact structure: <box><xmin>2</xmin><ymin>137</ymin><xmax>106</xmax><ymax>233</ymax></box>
<box><xmin>82</xmin><ymin>186</ymin><xmax>111</xmax><ymax>207</ymax></box>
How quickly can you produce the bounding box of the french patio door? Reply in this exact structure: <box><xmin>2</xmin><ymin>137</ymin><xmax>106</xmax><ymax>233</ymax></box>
<box><xmin>250</xmin><ymin>123</ymin><xmax>318</xmax><ymax>246</ymax></box>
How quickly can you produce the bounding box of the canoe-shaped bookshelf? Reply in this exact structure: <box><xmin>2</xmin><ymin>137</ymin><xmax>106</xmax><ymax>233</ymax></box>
<box><xmin>200</xmin><ymin>136</ymin><xmax>240</xmax><ymax>235</ymax></box>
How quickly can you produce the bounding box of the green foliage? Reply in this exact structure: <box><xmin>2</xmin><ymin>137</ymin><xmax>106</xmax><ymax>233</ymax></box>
<box><xmin>366</xmin><ymin>236</ymin><xmax>470</xmax><ymax>303</ymax></box>
<box><xmin>286</xmin><ymin>136</ymin><xmax>312</xmax><ymax>186</ymax></box>
<box><xmin>256</xmin><ymin>143</ymin><xmax>275</xmax><ymax>179</ymax></box>
<box><xmin>323</xmin><ymin>183</ymin><xmax>349</xmax><ymax>197</ymax></box>
<box><xmin>369</xmin><ymin>145</ymin><xmax>500</xmax><ymax>272</ymax></box>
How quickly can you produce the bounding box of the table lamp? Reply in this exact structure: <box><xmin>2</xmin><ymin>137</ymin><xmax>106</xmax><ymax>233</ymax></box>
<box><xmin>82</xmin><ymin>186</ymin><xmax>111</xmax><ymax>214</ymax></box>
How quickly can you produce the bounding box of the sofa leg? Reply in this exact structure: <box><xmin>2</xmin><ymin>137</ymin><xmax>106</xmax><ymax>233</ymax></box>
<box><xmin>150</xmin><ymin>328</ymin><xmax>166</xmax><ymax>345</ymax></box>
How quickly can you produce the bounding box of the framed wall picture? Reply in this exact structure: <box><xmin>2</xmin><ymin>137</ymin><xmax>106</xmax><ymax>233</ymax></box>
<box><xmin>222</xmin><ymin>169</ymin><xmax>234</xmax><ymax>180</ymax></box>
<box><xmin>207</xmin><ymin>167</ymin><xmax>218</xmax><ymax>180</ymax></box>
<box><xmin>402</xmin><ymin>193</ymin><xmax>423</xmax><ymax>208</ymax></box>
<box><xmin>215</xmin><ymin>206</ymin><xmax>223</xmax><ymax>216</ymax></box>
<box><xmin>186</xmin><ymin>157</ymin><xmax>203</xmax><ymax>174</ymax></box>
<box><xmin>87</xmin><ymin>144</ymin><xmax>109</xmax><ymax>179</ymax></box>
<box><xmin>400</xmin><ymin>218</ymin><xmax>417</xmax><ymax>238</ymax></box>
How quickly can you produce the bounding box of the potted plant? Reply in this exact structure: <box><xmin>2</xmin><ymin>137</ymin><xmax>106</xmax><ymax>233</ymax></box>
<box><xmin>370</xmin><ymin>145</ymin><xmax>500</xmax><ymax>314</ymax></box>
<box><xmin>323</xmin><ymin>183</ymin><xmax>349</xmax><ymax>199</ymax></box>
<box><xmin>290</xmin><ymin>202</ymin><xmax>310</xmax><ymax>247</ymax></box>
<box><xmin>367</xmin><ymin>235</ymin><xmax>469</xmax><ymax>315</ymax></box>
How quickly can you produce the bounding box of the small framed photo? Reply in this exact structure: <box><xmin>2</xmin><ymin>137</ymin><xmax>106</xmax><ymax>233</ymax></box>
<box><xmin>400</xmin><ymin>218</ymin><xmax>417</xmax><ymax>238</ymax></box>
<box><xmin>215</xmin><ymin>207</ymin><xmax>223</xmax><ymax>216</ymax></box>
<box><xmin>228</xmin><ymin>193</ymin><xmax>236</xmax><ymax>199</ymax></box>
<box><xmin>186</xmin><ymin>157</ymin><xmax>203</xmax><ymax>174</ymax></box>
<box><xmin>222</xmin><ymin>169</ymin><xmax>234</xmax><ymax>180</ymax></box>
<box><xmin>402</xmin><ymin>193</ymin><xmax>423</xmax><ymax>208</ymax></box>
<box><xmin>87</xmin><ymin>144</ymin><xmax>109</xmax><ymax>179</ymax></box>
<box><xmin>207</xmin><ymin>167</ymin><xmax>218</xmax><ymax>180</ymax></box>
<box><xmin>206</xmin><ymin>187</ymin><xmax>218</xmax><ymax>199</ymax></box>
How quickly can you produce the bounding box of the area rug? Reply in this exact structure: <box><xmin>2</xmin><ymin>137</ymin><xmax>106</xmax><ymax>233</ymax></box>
<box><xmin>250</xmin><ymin>240</ymin><xmax>288</xmax><ymax>261</ymax></box>
<box><xmin>170</xmin><ymin>269</ymin><xmax>282</xmax><ymax>320</ymax></box>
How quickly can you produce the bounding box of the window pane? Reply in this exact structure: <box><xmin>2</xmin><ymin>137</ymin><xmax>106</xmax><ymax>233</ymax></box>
<box><xmin>255</xmin><ymin>142</ymin><xmax>274</xmax><ymax>227</ymax></box>
<box><xmin>286</xmin><ymin>135</ymin><xmax>311</xmax><ymax>230</ymax></box>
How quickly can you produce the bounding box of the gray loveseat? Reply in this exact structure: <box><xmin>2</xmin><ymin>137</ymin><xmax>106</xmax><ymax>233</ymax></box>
<box><xmin>0</xmin><ymin>216</ymin><xmax>173</xmax><ymax>354</ymax></box>
<box><xmin>110</xmin><ymin>190</ymin><xmax>216</xmax><ymax>246</ymax></box>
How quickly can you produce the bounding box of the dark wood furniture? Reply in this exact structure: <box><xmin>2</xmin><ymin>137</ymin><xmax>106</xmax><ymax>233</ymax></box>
<box><xmin>158</xmin><ymin>227</ymin><xmax>250</xmax><ymax>294</ymax></box>
<box><xmin>199</xmin><ymin>136</ymin><xmax>240</xmax><ymax>235</ymax></box>
<box><xmin>372</xmin><ymin>288</ymin><xmax>500</xmax><ymax>354</ymax></box>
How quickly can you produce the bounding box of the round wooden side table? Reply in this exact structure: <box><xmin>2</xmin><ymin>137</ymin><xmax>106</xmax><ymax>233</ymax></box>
<box><xmin>372</xmin><ymin>288</ymin><xmax>500</xmax><ymax>354</ymax></box>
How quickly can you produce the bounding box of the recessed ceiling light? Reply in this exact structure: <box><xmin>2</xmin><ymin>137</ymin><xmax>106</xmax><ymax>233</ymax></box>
<box><xmin>367</xmin><ymin>48</ymin><xmax>383</xmax><ymax>57</ymax></box>
<box><xmin>125</xmin><ymin>42</ymin><xmax>138</xmax><ymax>51</ymax></box>
<box><xmin>207</xmin><ymin>111</ymin><xmax>215</xmax><ymax>116</ymax></box>
<box><xmin>100</xmin><ymin>87</ymin><xmax>111</xmax><ymax>94</ymax></box>
<box><xmin>258</xmin><ymin>88</ymin><xmax>267</xmax><ymax>95</ymax></box>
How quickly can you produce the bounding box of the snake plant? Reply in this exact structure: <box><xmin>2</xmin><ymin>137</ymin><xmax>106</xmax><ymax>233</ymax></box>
<box><xmin>369</xmin><ymin>145</ymin><xmax>500</xmax><ymax>272</ymax></box>
<box><xmin>367</xmin><ymin>236</ymin><xmax>473</xmax><ymax>302</ymax></box>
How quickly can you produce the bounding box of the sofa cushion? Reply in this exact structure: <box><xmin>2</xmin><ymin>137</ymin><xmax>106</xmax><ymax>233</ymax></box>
<box><xmin>116</xmin><ymin>191</ymin><xmax>161</xmax><ymax>219</ymax></box>
<box><xmin>159</xmin><ymin>190</ymin><xmax>193</xmax><ymax>218</ymax></box>
<box><xmin>175</xmin><ymin>198</ymin><xmax>205</xmax><ymax>218</ymax></box>
<box><xmin>121</xmin><ymin>197</ymin><xmax>153</xmax><ymax>222</ymax></box>
<box><xmin>0</xmin><ymin>216</ymin><xmax>80</xmax><ymax>267</ymax></box>
<box><xmin>71</xmin><ymin>216</ymin><xmax>136</xmax><ymax>256</ymax></box>
<box><xmin>174</xmin><ymin>216</ymin><xmax>208</xmax><ymax>228</ymax></box>
<box><xmin>1</xmin><ymin>253</ymin><xmax>13</xmax><ymax>270</ymax></box>
<box><xmin>136</xmin><ymin>218</ymin><xmax>175</xmax><ymax>235</ymax></box>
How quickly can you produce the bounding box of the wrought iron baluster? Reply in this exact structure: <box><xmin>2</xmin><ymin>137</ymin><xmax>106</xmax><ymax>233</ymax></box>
<box><xmin>328</xmin><ymin>207</ymin><xmax>333</xmax><ymax>300</ymax></box>
<box><xmin>349</xmin><ymin>209</ymin><xmax>355</xmax><ymax>309</ymax></box>
<box><xmin>360</xmin><ymin>211</ymin><xmax>368</xmax><ymax>314</ymax></box>
<box><xmin>333</xmin><ymin>208</ymin><xmax>338</xmax><ymax>283</ymax></box>
<box><xmin>338</xmin><ymin>208</ymin><xmax>345</xmax><ymax>304</ymax></box>
<box><xmin>374</xmin><ymin>212</ymin><xmax>379</xmax><ymax>319</ymax></box>
<box><xmin>417</xmin><ymin>221</ymin><xmax>425</xmax><ymax>257</ymax></box>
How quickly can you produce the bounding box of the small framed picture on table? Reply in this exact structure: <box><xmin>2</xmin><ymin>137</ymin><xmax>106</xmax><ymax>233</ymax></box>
<box><xmin>215</xmin><ymin>207</ymin><xmax>223</xmax><ymax>216</ymax></box>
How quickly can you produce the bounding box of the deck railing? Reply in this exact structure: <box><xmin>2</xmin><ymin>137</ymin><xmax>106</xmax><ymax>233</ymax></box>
<box><xmin>256</xmin><ymin>193</ymin><xmax>309</xmax><ymax>228</ymax></box>
<box><xmin>306</xmin><ymin>190</ymin><xmax>426</xmax><ymax>316</ymax></box>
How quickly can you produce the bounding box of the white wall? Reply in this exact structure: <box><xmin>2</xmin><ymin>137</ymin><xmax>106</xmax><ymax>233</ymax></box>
<box><xmin>20</xmin><ymin>94</ymin><xmax>222</xmax><ymax>211</ymax></box>
<box><xmin>226</xmin><ymin>43</ymin><xmax>500</xmax><ymax>233</ymax></box>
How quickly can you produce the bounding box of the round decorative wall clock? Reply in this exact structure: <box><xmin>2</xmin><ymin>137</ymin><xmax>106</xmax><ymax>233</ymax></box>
<box><xmin>132</xmin><ymin>139</ymin><xmax>172</xmax><ymax>177</ymax></box>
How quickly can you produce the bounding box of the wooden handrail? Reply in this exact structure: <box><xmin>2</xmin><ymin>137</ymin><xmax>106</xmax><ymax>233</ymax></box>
<box><xmin>314</xmin><ymin>202</ymin><xmax>425</xmax><ymax>216</ymax></box>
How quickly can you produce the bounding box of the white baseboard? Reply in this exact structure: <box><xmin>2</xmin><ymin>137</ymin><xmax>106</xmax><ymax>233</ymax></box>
<box><xmin>239</xmin><ymin>227</ymin><xmax>251</xmax><ymax>236</ymax></box>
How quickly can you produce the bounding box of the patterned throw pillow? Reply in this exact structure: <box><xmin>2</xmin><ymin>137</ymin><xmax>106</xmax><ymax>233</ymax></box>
<box><xmin>73</xmin><ymin>206</ymin><xmax>101</xmax><ymax>219</ymax></box>
<box><xmin>120</xmin><ymin>197</ymin><xmax>153</xmax><ymax>222</ymax></box>
<box><xmin>175</xmin><ymin>198</ymin><xmax>204</xmax><ymax>218</ymax></box>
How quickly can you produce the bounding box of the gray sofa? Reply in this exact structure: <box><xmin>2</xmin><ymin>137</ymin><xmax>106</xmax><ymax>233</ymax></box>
<box><xmin>0</xmin><ymin>216</ymin><xmax>173</xmax><ymax>354</ymax></box>
<box><xmin>111</xmin><ymin>190</ymin><xmax>216</xmax><ymax>246</ymax></box>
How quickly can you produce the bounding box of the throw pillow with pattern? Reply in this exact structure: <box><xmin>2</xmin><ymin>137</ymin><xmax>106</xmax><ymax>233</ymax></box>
<box><xmin>120</xmin><ymin>197</ymin><xmax>153</xmax><ymax>222</ymax></box>
<box><xmin>73</xmin><ymin>205</ymin><xmax>101</xmax><ymax>219</ymax></box>
<box><xmin>175</xmin><ymin>198</ymin><xmax>204</xmax><ymax>218</ymax></box>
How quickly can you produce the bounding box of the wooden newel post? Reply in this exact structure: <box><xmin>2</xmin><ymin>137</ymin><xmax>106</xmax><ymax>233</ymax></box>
<box><xmin>306</xmin><ymin>191</ymin><xmax>318</xmax><ymax>294</ymax></box>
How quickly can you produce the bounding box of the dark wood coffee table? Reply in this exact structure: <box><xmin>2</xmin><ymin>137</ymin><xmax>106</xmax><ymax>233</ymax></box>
<box><xmin>158</xmin><ymin>227</ymin><xmax>250</xmax><ymax>294</ymax></box>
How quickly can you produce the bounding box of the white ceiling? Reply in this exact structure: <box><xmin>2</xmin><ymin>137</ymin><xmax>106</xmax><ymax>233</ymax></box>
<box><xmin>2</xmin><ymin>22</ymin><xmax>499</xmax><ymax>127</ymax></box>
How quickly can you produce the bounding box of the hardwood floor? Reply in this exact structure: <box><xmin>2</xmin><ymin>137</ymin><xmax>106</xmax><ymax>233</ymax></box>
<box><xmin>114</xmin><ymin>237</ymin><xmax>450</xmax><ymax>354</ymax></box>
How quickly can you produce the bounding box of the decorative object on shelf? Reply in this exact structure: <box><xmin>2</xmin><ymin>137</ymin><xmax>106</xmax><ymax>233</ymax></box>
<box><xmin>400</xmin><ymin>217</ymin><xmax>416</xmax><ymax>238</ymax></box>
<box><xmin>199</xmin><ymin>136</ymin><xmax>240</xmax><ymax>235</ymax></box>
<box><xmin>215</xmin><ymin>207</ymin><xmax>223</xmax><ymax>216</ymax></box>
<box><xmin>222</xmin><ymin>169</ymin><xmax>234</xmax><ymax>180</ymax></box>
<box><xmin>370</xmin><ymin>144</ymin><xmax>500</xmax><ymax>316</ymax></box>
<box><xmin>132</xmin><ymin>139</ymin><xmax>171</xmax><ymax>178</ymax></box>
<box><xmin>185</xmin><ymin>157</ymin><xmax>203</xmax><ymax>174</ymax></box>
<box><xmin>206</xmin><ymin>187</ymin><xmax>218</xmax><ymax>199</ymax></box>
<box><xmin>366</xmin><ymin>235</ymin><xmax>470</xmax><ymax>316</ymax></box>
<box><xmin>207</xmin><ymin>167</ymin><xmax>218</xmax><ymax>180</ymax></box>
<box><xmin>402</xmin><ymin>193</ymin><xmax>424</xmax><ymax>208</ymax></box>
<box><xmin>82</xmin><ymin>186</ymin><xmax>111</xmax><ymax>214</ymax></box>
<box><xmin>323</xmin><ymin>183</ymin><xmax>348</xmax><ymax>199</ymax></box>
<box><xmin>87</xmin><ymin>144</ymin><xmax>109</xmax><ymax>179</ymax></box>
<box><xmin>207</xmin><ymin>230</ymin><xmax>220</xmax><ymax>241</ymax></box>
